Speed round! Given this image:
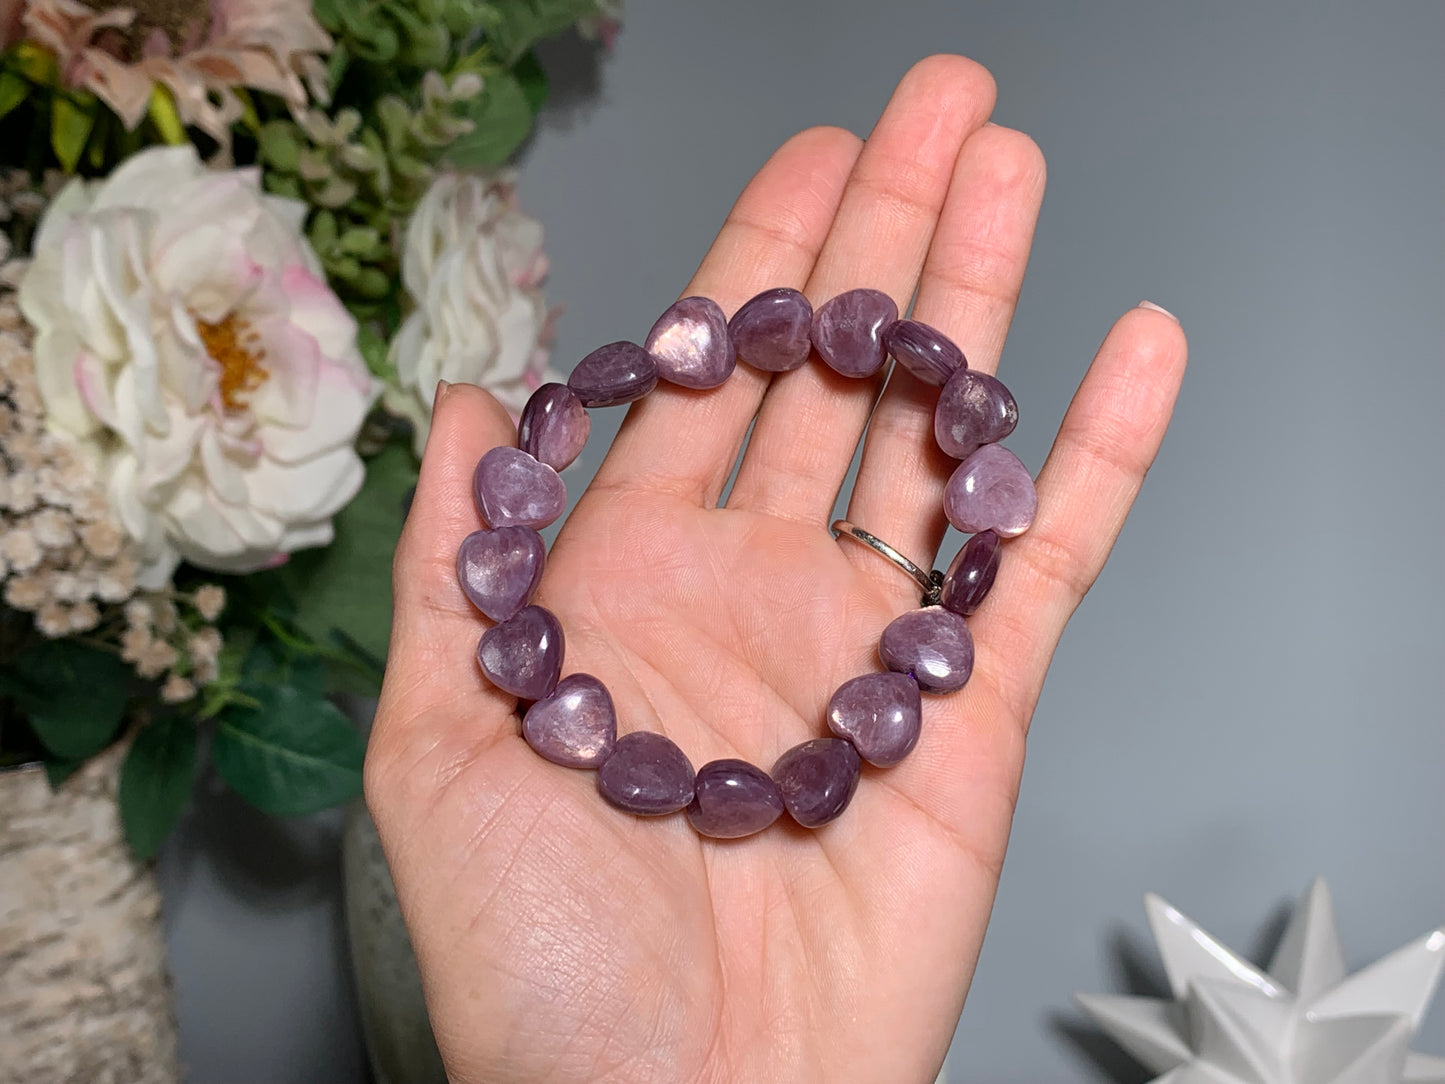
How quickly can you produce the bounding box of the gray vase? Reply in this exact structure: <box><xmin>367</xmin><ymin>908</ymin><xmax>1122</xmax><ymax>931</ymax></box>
<box><xmin>341</xmin><ymin>799</ymin><xmax>446</xmax><ymax>1084</ymax></box>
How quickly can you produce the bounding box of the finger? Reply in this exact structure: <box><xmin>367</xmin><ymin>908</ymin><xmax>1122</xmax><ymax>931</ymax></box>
<box><xmin>378</xmin><ymin>382</ymin><xmax>517</xmax><ymax>734</ymax></box>
<box><xmin>976</xmin><ymin>304</ymin><xmax>1188</xmax><ymax>728</ymax></box>
<box><xmin>590</xmin><ymin>125</ymin><xmax>862</xmax><ymax>503</ymax></box>
<box><xmin>842</xmin><ymin>125</ymin><xmax>1046</xmax><ymax>593</ymax></box>
<box><xmin>727</xmin><ymin>54</ymin><xmax>997</xmax><ymax>523</ymax></box>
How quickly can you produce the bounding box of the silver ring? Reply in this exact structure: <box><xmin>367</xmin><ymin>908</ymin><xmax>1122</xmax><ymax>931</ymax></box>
<box><xmin>831</xmin><ymin>520</ymin><xmax>944</xmax><ymax>607</ymax></box>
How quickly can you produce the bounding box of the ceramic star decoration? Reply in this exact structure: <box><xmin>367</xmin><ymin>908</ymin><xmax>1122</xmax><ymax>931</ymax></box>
<box><xmin>1076</xmin><ymin>879</ymin><xmax>1445</xmax><ymax>1084</ymax></box>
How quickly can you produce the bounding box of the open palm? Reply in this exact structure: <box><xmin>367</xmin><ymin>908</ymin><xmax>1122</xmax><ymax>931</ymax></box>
<box><xmin>367</xmin><ymin>56</ymin><xmax>1187</xmax><ymax>1084</ymax></box>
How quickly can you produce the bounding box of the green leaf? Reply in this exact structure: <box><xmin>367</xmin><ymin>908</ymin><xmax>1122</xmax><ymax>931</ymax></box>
<box><xmin>51</xmin><ymin>94</ymin><xmax>94</xmax><ymax>172</ymax></box>
<box><xmin>119</xmin><ymin>715</ymin><xmax>198</xmax><ymax>859</ymax></box>
<box><xmin>514</xmin><ymin>50</ymin><xmax>549</xmax><ymax>114</ymax></box>
<box><xmin>0</xmin><ymin>71</ymin><xmax>29</xmax><ymax>122</ymax></box>
<box><xmin>212</xmin><ymin>684</ymin><xmax>364</xmax><ymax>816</ymax></box>
<box><xmin>281</xmin><ymin>441</ymin><xmax>416</xmax><ymax>663</ymax></box>
<box><xmin>10</xmin><ymin>640</ymin><xmax>131</xmax><ymax>761</ymax></box>
<box><xmin>258</xmin><ymin>121</ymin><xmax>304</xmax><ymax>172</ymax></box>
<box><xmin>482</xmin><ymin>0</ymin><xmax>598</xmax><ymax>64</ymax></box>
<box><xmin>447</xmin><ymin>69</ymin><xmax>533</xmax><ymax>166</ymax></box>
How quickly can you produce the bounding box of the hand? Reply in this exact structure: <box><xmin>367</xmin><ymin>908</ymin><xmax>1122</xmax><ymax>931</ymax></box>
<box><xmin>367</xmin><ymin>55</ymin><xmax>1187</xmax><ymax>1084</ymax></box>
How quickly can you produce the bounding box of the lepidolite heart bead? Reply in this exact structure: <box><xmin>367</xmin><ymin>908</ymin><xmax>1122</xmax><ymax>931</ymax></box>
<box><xmin>522</xmin><ymin>673</ymin><xmax>616</xmax><ymax>768</ymax></box>
<box><xmin>456</xmin><ymin>526</ymin><xmax>544</xmax><ymax>622</ymax></box>
<box><xmin>883</xmin><ymin>319</ymin><xmax>965</xmax><ymax>385</ymax></box>
<box><xmin>477</xmin><ymin>605</ymin><xmax>564</xmax><ymax>700</ymax></box>
<box><xmin>772</xmin><ymin>738</ymin><xmax>862</xmax><ymax>828</ymax></box>
<box><xmin>473</xmin><ymin>446</ymin><xmax>566</xmax><ymax>530</ymax></box>
<box><xmin>879</xmin><ymin>607</ymin><xmax>974</xmax><ymax>694</ymax></box>
<box><xmin>568</xmin><ymin>341</ymin><xmax>658</xmax><ymax>407</ymax></box>
<box><xmin>811</xmin><ymin>288</ymin><xmax>898</xmax><ymax>377</ymax></box>
<box><xmin>518</xmin><ymin>383</ymin><xmax>590</xmax><ymax>471</ymax></box>
<box><xmin>826</xmin><ymin>671</ymin><xmax>922</xmax><ymax>766</ymax></box>
<box><xmin>686</xmin><ymin>759</ymin><xmax>784</xmax><ymax>838</ymax></box>
<box><xmin>940</xmin><ymin>529</ymin><xmax>1000</xmax><ymax>617</ymax></box>
<box><xmin>645</xmin><ymin>296</ymin><xmax>735</xmax><ymax>389</ymax></box>
<box><xmin>728</xmin><ymin>287</ymin><xmax>813</xmax><ymax>372</ymax></box>
<box><xmin>943</xmin><ymin>443</ymin><xmax>1037</xmax><ymax>537</ymax></box>
<box><xmin>597</xmin><ymin>731</ymin><xmax>695</xmax><ymax>815</ymax></box>
<box><xmin>934</xmin><ymin>369</ymin><xmax>1018</xmax><ymax>459</ymax></box>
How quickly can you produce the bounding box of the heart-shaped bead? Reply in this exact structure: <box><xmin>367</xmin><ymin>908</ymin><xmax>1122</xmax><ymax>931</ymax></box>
<box><xmin>597</xmin><ymin>731</ymin><xmax>695</xmax><ymax>815</ymax></box>
<box><xmin>523</xmin><ymin>673</ymin><xmax>616</xmax><ymax>768</ymax></box>
<box><xmin>878</xmin><ymin>607</ymin><xmax>974</xmax><ymax>694</ymax></box>
<box><xmin>686</xmin><ymin>759</ymin><xmax>785</xmax><ymax>838</ymax></box>
<box><xmin>473</xmin><ymin>446</ymin><xmax>566</xmax><ymax>530</ymax></box>
<box><xmin>728</xmin><ymin>287</ymin><xmax>813</xmax><ymax>372</ymax></box>
<box><xmin>518</xmin><ymin>383</ymin><xmax>590</xmax><ymax>472</ymax></box>
<box><xmin>477</xmin><ymin>605</ymin><xmax>564</xmax><ymax>700</ymax></box>
<box><xmin>934</xmin><ymin>369</ymin><xmax>1018</xmax><ymax>459</ymax></box>
<box><xmin>645</xmin><ymin>296</ymin><xmax>736</xmax><ymax>389</ymax></box>
<box><xmin>811</xmin><ymin>288</ymin><xmax>898</xmax><ymax>377</ymax></box>
<box><xmin>771</xmin><ymin>738</ymin><xmax>862</xmax><ymax>828</ymax></box>
<box><xmin>456</xmin><ymin>526</ymin><xmax>545</xmax><ymax>622</ymax></box>
<box><xmin>943</xmin><ymin>443</ymin><xmax>1036</xmax><ymax>537</ymax></box>
<box><xmin>568</xmin><ymin>341</ymin><xmax>658</xmax><ymax>407</ymax></box>
<box><xmin>826</xmin><ymin>671</ymin><xmax>923</xmax><ymax>766</ymax></box>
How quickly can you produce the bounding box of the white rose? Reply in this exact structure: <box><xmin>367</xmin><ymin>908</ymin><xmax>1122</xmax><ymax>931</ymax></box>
<box><xmin>19</xmin><ymin>145</ymin><xmax>378</xmax><ymax>588</ymax></box>
<box><xmin>385</xmin><ymin>171</ymin><xmax>556</xmax><ymax>454</ymax></box>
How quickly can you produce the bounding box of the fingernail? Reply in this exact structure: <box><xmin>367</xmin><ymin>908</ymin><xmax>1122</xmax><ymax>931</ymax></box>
<box><xmin>432</xmin><ymin>379</ymin><xmax>451</xmax><ymax>410</ymax></box>
<box><xmin>1136</xmin><ymin>300</ymin><xmax>1179</xmax><ymax>322</ymax></box>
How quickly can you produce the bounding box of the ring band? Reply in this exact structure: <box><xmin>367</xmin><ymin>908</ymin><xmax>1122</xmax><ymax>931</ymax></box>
<box><xmin>831</xmin><ymin>520</ymin><xmax>944</xmax><ymax>606</ymax></box>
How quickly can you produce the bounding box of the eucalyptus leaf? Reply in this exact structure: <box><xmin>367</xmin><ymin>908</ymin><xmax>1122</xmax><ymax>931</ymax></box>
<box><xmin>447</xmin><ymin>70</ymin><xmax>533</xmax><ymax>167</ymax></box>
<box><xmin>119</xmin><ymin>715</ymin><xmax>198</xmax><ymax>859</ymax></box>
<box><xmin>10</xmin><ymin>640</ymin><xmax>131</xmax><ymax>761</ymax></box>
<box><xmin>213</xmin><ymin>685</ymin><xmax>364</xmax><ymax>817</ymax></box>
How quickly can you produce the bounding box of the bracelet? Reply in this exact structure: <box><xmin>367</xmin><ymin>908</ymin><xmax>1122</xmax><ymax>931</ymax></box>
<box><xmin>456</xmin><ymin>287</ymin><xmax>1035</xmax><ymax>838</ymax></box>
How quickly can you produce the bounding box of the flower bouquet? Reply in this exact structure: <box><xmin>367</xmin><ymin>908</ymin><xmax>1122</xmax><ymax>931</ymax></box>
<box><xmin>0</xmin><ymin>0</ymin><xmax>615</xmax><ymax>1074</ymax></box>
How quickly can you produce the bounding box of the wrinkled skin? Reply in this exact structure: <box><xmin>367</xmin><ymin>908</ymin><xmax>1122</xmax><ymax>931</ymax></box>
<box><xmin>367</xmin><ymin>55</ymin><xmax>1188</xmax><ymax>1084</ymax></box>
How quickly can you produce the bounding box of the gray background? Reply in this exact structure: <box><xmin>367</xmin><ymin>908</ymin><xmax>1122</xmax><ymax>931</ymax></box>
<box><xmin>158</xmin><ymin>1</ymin><xmax>1445</xmax><ymax>1080</ymax></box>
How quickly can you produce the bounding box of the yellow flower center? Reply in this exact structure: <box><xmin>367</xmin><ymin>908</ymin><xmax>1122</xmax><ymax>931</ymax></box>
<box><xmin>197</xmin><ymin>313</ymin><xmax>268</xmax><ymax>412</ymax></box>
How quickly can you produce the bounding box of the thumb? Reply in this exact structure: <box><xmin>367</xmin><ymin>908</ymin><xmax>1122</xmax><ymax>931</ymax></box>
<box><xmin>381</xmin><ymin>381</ymin><xmax>517</xmax><ymax>725</ymax></box>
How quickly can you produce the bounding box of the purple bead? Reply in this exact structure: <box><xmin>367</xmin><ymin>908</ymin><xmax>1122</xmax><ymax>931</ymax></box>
<box><xmin>943</xmin><ymin>443</ymin><xmax>1037</xmax><ymax>537</ymax></box>
<box><xmin>477</xmin><ymin>605</ymin><xmax>564</xmax><ymax>700</ymax></box>
<box><xmin>826</xmin><ymin>672</ymin><xmax>922</xmax><ymax>766</ymax></box>
<box><xmin>878</xmin><ymin>607</ymin><xmax>974</xmax><ymax>694</ymax></box>
<box><xmin>883</xmin><ymin>319</ymin><xmax>966</xmax><ymax>386</ymax></box>
<box><xmin>811</xmin><ymin>288</ymin><xmax>898</xmax><ymax>378</ymax></box>
<box><xmin>472</xmin><ymin>446</ymin><xmax>565</xmax><ymax>530</ymax></box>
<box><xmin>517</xmin><ymin>383</ymin><xmax>590</xmax><ymax>472</ymax></box>
<box><xmin>644</xmin><ymin>297</ymin><xmax>736</xmax><ymax>389</ymax></box>
<box><xmin>522</xmin><ymin>673</ymin><xmax>616</xmax><ymax>768</ymax></box>
<box><xmin>456</xmin><ymin>526</ymin><xmax>545</xmax><ymax>622</ymax></box>
<box><xmin>685</xmin><ymin>759</ymin><xmax>784</xmax><ymax>838</ymax></box>
<box><xmin>772</xmin><ymin>738</ymin><xmax>862</xmax><ymax>828</ymax></box>
<box><xmin>597</xmin><ymin>731</ymin><xmax>695</xmax><ymax>815</ymax></box>
<box><xmin>940</xmin><ymin>530</ymin><xmax>1001</xmax><ymax>617</ymax></box>
<box><xmin>934</xmin><ymin>369</ymin><xmax>1018</xmax><ymax>459</ymax></box>
<box><xmin>728</xmin><ymin>287</ymin><xmax>813</xmax><ymax>372</ymax></box>
<box><xmin>568</xmin><ymin>341</ymin><xmax>658</xmax><ymax>407</ymax></box>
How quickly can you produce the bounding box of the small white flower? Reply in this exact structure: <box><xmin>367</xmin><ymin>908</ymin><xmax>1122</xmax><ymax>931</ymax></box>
<box><xmin>160</xmin><ymin>674</ymin><xmax>197</xmax><ymax>704</ymax></box>
<box><xmin>193</xmin><ymin>584</ymin><xmax>226</xmax><ymax>621</ymax></box>
<box><xmin>385</xmin><ymin>172</ymin><xmax>558</xmax><ymax>453</ymax></box>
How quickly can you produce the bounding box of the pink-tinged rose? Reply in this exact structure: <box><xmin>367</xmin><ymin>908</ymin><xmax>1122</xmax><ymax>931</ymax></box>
<box><xmin>384</xmin><ymin>171</ymin><xmax>559</xmax><ymax>453</ymax></box>
<box><xmin>19</xmin><ymin>145</ymin><xmax>379</xmax><ymax>587</ymax></box>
